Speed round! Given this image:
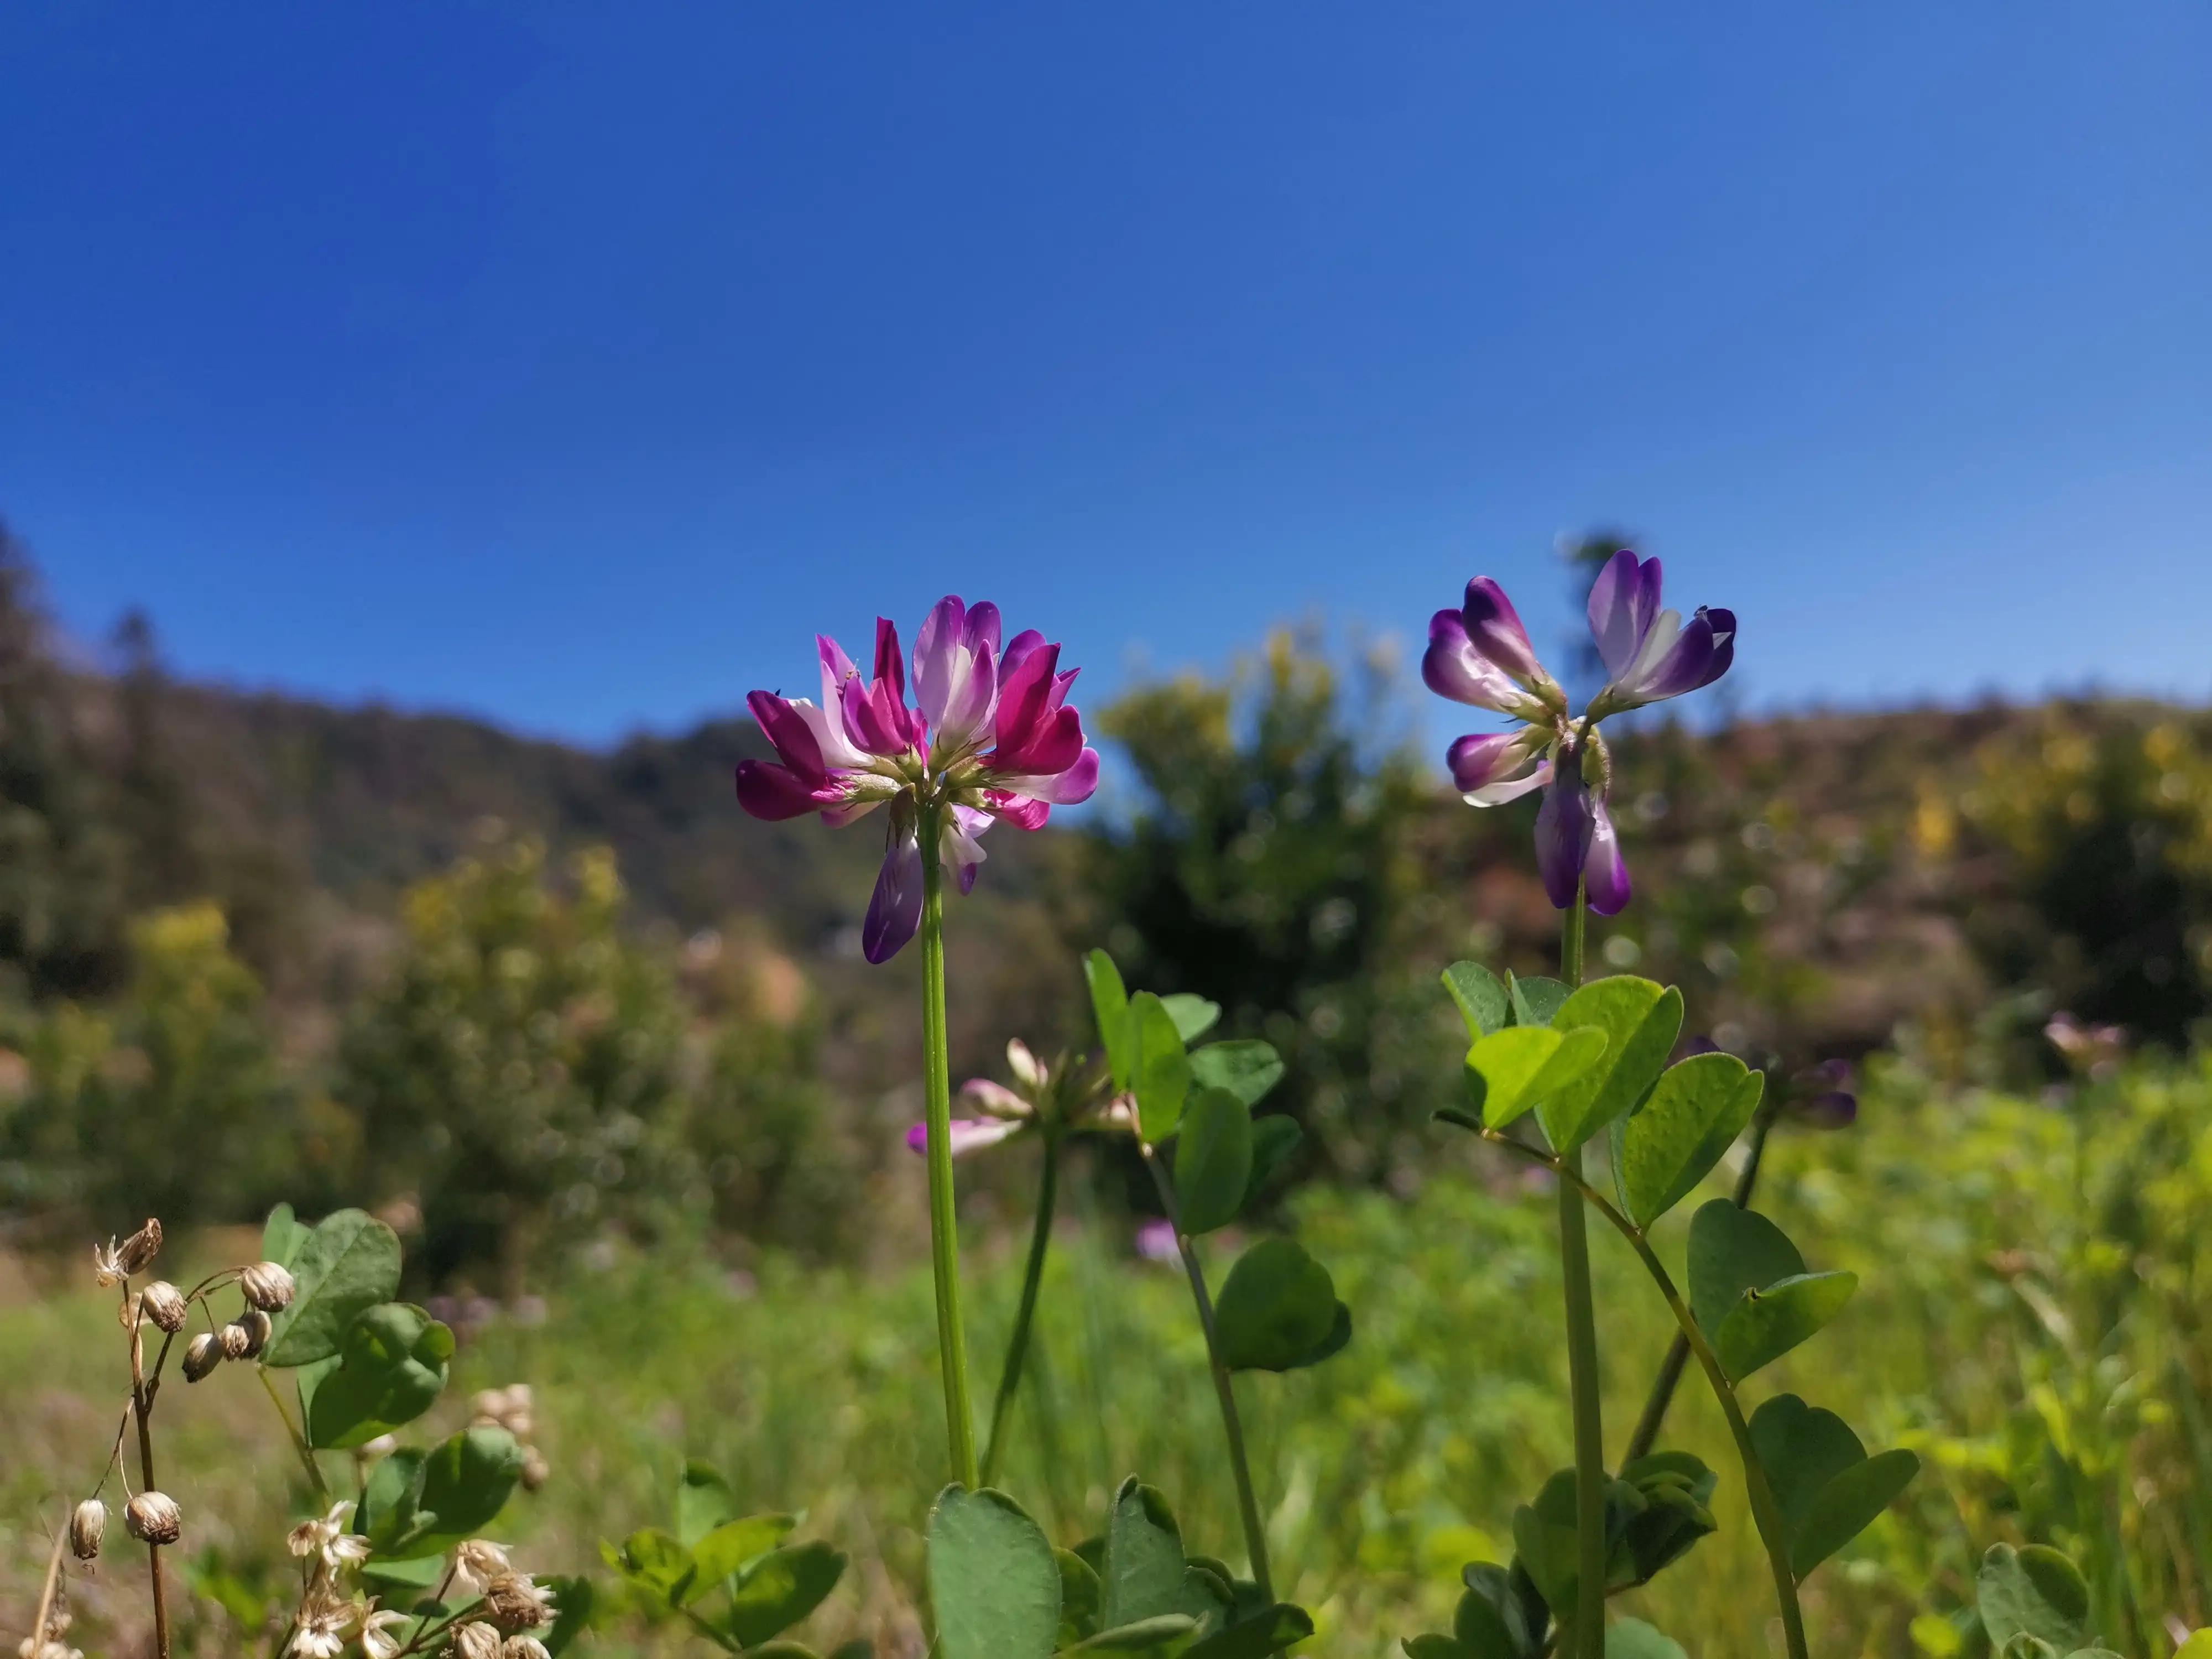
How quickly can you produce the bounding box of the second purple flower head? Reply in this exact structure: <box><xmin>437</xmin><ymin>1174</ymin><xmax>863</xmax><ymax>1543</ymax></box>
<box><xmin>735</xmin><ymin>596</ymin><xmax>1100</xmax><ymax>962</ymax></box>
<box><xmin>1423</xmin><ymin>549</ymin><xmax>1736</xmax><ymax>915</ymax></box>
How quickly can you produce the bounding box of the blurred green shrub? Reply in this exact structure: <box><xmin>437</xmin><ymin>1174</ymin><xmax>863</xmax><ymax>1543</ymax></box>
<box><xmin>338</xmin><ymin>837</ymin><xmax>703</xmax><ymax>1290</ymax></box>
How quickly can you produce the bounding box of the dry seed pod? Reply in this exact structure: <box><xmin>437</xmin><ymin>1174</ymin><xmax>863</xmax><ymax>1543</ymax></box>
<box><xmin>239</xmin><ymin>1260</ymin><xmax>296</xmax><ymax>1312</ymax></box>
<box><xmin>183</xmin><ymin>1331</ymin><xmax>223</xmax><ymax>1381</ymax></box>
<box><xmin>481</xmin><ymin>1574</ymin><xmax>555</xmax><ymax>1632</ymax></box>
<box><xmin>227</xmin><ymin>1310</ymin><xmax>272</xmax><ymax>1360</ymax></box>
<box><xmin>69</xmin><ymin>1498</ymin><xmax>106</xmax><ymax>1561</ymax></box>
<box><xmin>503</xmin><ymin>1639</ymin><xmax>551</xmax><ymax>1659</ymax></box>
<box><xmin>518</xmin><ymin>1446</ymin><xmax>549</xmax><ymax>1492</ymax></box>
<box><xmin>116</xmin><ymin>1218</ymin><xmax>163</xmax><ymax>1276</ymax></box>
<box><xmin>124</xmin><ymin>1491</ymin><xmax>181</xmax><ymax>1546</ymax></box>
<box><xmin>138</xmin><ymin>1281</ymin><xmax>188</xmax><ymax>1334</ymax></box>
<box><xmin>451</xmin><ymin>1623</ymin><xmax>503</xmax><ymax>1659</ymax></box>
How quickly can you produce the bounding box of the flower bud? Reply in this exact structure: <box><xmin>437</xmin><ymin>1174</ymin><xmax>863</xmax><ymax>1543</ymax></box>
<box><xmin>69</xmin><ymin>1499</ymin><xmax>106</xmax><ymax>1561</ymax></box>
<box><xmin>239</xmin><ymin>1261</ymin><xmax>296</xmax><ymax>1312</ymax></box>
<box><xmin>138</xmin><ymin>1282</ymin><xmax>188</xmax><ymax>1334</ymax></box>
<box><xmin>116</xmin><ymin>1218</ymin><xmax>163</xmax><ymax>1276</ymax></box>
<box><xmin>124</xmin><ymin>1491</ymin><xmax>181</xmax><ymax>1546</ymax></box>
<box><xmin>183</xmin><ymin>1331</ymin><xmax>223</xmax><ymax>1381</ymax></box>
<box><xmin>451</xmin><ymin>1624</ymin><xmax>502</xmax><ymax>1659</ymax></box>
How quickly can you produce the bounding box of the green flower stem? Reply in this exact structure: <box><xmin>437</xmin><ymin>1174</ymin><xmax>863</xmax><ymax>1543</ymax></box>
<box><xmin>980</xmin><ymin>1134</ymin><xmax>1060</xmax><ymax>1486</ymax></box>
<box><xmin>1622</xmin><ymin>1099</ymin><xmax>1779</xmax><ymax>1464</ymax></box>
<box><xmin>1144</xmin><ymin>1150</ymin><xmax>1275</xmax><ymax>1603</ymax></box>
<box><xmin>256</xmin><ymin>1363</ymin><xmax>330</xmax><ymax>1498</ymax></box>
<box><xmin>918</xmin><ymin>805</ymin><xmax>980</xmax><ymax>1490</ymax></box>
<box><xmin>1477</xmin><ymin>1128</ymin><xmax>1813</xmax><ymax>1659</ymax></box>
<box><xmin>1555</xmin><ymin>887</ymin><xmax>1606</xmax><ymax>1659</ymax></box>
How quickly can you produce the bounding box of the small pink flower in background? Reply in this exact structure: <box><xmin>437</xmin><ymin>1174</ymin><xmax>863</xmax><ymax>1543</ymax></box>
<box><xmin>735</xmin><ymin>598</ymin><xmax>1100</xmax><ymax>962</ymax></box>
<box><xmin>1135</xmin><ymin>1218</ymin><xmax>1180</xmax><ymax>1263</ymax></box>
<box><xmin>903</xmin><ymin>1038</ymin><xmax>1135</xmax><ymax>1159</ymax></box>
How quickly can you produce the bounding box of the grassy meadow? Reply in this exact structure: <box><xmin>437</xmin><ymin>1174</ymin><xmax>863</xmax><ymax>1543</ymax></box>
<box><xmin>7</xmin><ymin>1046</ymin><xmax>2205</xmax><ymax>1657</ymax></box>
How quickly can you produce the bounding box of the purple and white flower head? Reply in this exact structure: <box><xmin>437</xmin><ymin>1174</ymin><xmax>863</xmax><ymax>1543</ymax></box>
<box><xmin>904</xmin><ymin>1038</ymin><xmax>1134</xmax><ymax>1160</ymax></box>
<box><xmin>1423</xmin><ymin>548</ymin><xmax>1736</xmax><ymax>915</ymax></box>
<box><xmin>736</xmin><ymin>597</ymin><xmax>1100</xmax><ymax>962</ymax></box>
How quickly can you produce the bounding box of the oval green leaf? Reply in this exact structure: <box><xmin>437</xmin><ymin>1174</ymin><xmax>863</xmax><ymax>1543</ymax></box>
<box><xmin>262</xmin><ymin>1209</ymin><xmax>403</xmax><ymax>1368</ymax></box>
<box><xmin>1714</xmin><ymin>1270</ymin><xmax>1858</xmax><ymax>1379</ymax></box>
<box><xmin>1538</xmin><ymin>977</ymin><xmax>1682</xmax><ymax>1153</ymax></box>
<box><xmin>1188</xmin><ymin>1040</ymin><xmax>1284</xmax><ymax>1108</ymax></box>
<box><xmin>1086</xmin><ymin>950</ymin><xmax>1134</xmax><ymax>1089</ymax></box>
<box><xmin>1790</xmin><ymin>1447</ymin><xmax>1919</xmax><ymax>1577</ymax></box>
<box><xmin>1128</xmin><ymin>992</ymin><xmax>1193</xmax><ymax>1144</ymax></box>
<box><xmin>1175</xmin><ymin>1089</ymin><xmax>1254</xmax><ymax>1235</ymax></box>
<box><xmin>1686</xmin><ymin>1199</ymin><xmax>1807</xmax><ymax>1334</ymax></box>
<box><xmin>927</xmin><ymin>1485</ymin><xmax>1061</xmax><ymax>1659</ymax></box>
<box><xmin>1442</xmin><ymin>961</ymin><xmax>1511</xmax><ymax>1039</ymax></box>
<box><xmin>1978</xmin><ymin>1543</ymin><xmax>2092</xmax><ymax>1657</ymax></box>
<box><xmin>1214</xmin><ymin>1237</ymin><xmax>1339</xmax><ymax>1372</ymax></box>
<box><xmin>1161</xmin><ymin>993</ymin><xmax>1222</xmax><ymax>1044</ymax></box>
<box><xmin>1465</xmin><ymin>1026</ymin><xmax>1606</xmax><ymax>1131</ymax></box>
<box><xmin>1617</xmin><ymin>1054</ymin><xmax>1764</xmax><ymax>1227</ymax></box>
<box><xmin>724</xmin><ymin>1541</ymin><xmax>846</xmax><ymax>1648</ymax></box>
<box><xmin>302</xmin><ymin>1302</ymin><xmax>453</xmax><ymax>1449</ymax></box>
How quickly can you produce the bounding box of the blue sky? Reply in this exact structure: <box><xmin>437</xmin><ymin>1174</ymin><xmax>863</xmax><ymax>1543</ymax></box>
<box><xmin>2</xmin><ymin>3</ymin><xmax>2205</xmax><ymax>749</ymax></box>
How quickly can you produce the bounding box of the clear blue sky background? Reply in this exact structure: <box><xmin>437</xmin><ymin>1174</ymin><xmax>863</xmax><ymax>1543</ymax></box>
<box><xmin>3</xmin><ymin>4</ymin><xmax>2205</xmax><ymax>750</ymax></box>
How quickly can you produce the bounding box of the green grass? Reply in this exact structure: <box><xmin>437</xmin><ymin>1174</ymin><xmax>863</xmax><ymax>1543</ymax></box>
<box><xmin>6</xmin><ymin>1049</ymin><xmax>2209</xmax><ymax>1656</ymax></box>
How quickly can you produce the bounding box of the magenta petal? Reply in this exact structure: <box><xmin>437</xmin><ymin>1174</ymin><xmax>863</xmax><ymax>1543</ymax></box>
<box><xmin>1460</xmin><ymin>578</ymin><xmax>1543</xmax><ymax>684</ymax></box>
<box><xmin>993</xmin><ymin>638</ymin><xmax>1061</xmax><ymax>754</ymax></box>
<box><xmin>735</xmin><ymin>759</ymin><xmax>832</xmax><ymax>821</ymax></box>
<box><xmin>962</xmin><ymin>600</ymin><xmax>1002</xmax><ymax>659</ymax></box>
<box><xmin>995</xmin><ymin>747</ymin><xmax>1097</xmax><ymax>805</ymax></box>
<box><xmin>873</xmin><ymin>618</ymin><xmax>906</xmax><ymax>698</ymax></box>
<box><xmin>1001</xmin><ymin>628</ymin><xmax>1047</xmax><ymax>677</ymax></box>
<box><xmin>747</xmin><ymin>690</ymin><xmax>829</xmax><ymax>781</ymax></box>
<box><xmin>905</xmin><ymin>1122</ymin><xmax>928</xmax><ymax>1155</ymax></box>
<box><xmin>863</xmin><ymin>830</ymin><xmax>925</xmax><ymax>963</ymax></box>
<box><xmin>1583</xmin><ymin>796</ymin><xmax>1632</xmax><ymax>915</ymax></box>
<box><xmin>985</xmin><ymin>791</ymin><xmax>1053</xmax><ymax>830</ymax></box>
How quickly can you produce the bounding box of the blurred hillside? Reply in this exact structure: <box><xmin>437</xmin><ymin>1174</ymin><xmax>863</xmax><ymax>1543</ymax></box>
<box><xmin>6</xmin><ymin>520</ymin><xmax>2210</xmax><ymax>1281</ymax></box>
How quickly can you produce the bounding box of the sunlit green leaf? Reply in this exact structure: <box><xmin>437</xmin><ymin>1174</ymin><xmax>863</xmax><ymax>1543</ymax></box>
<box><xmin>1616</xmin><ymin>1055</ymin><xmax>1763</xmax><ymax>1226</ymax></box>
<box><xmin>262</xmin><ymin>1209</ymin><xmax>402</xmax><ymax>1368</ymax></box>
<box><xmin>1129</xmin><ymin>992</ymin><xmax>1193</xmax><ymax>1143</ymax></box>
<box><xmin>1087</xmin><ymin>951</ymin><xmax>1134</xmax><ymax>1090</ymax></box>
<box><xmin>1188</xmin><ymin>1041</ymin><xmax>1284</xmax><ymax>1108</ymax></box>
<box><xmin>1539</xmin><ymin>977</ymin><xmax>1682</xmax><ymax>1152</ymax></box>
<box><xmin>1442</xmin><ymin>961</ymin><xmax>1511</xmax><ymax>1039</ymax></box>
<box><xmin>1161</xmin><ymin>994</ymin><xmax>1222</xmax><ymax>1045</ymax></box>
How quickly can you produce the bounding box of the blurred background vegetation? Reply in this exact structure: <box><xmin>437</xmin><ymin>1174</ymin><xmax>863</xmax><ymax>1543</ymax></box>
<box><xmin>4</xmin><ymin>515</ymin><xmax>2212</xmax><ymax>1653</ymax></box>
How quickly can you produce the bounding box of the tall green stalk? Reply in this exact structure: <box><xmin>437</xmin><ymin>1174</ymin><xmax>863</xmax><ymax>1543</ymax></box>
<box><xmin>1145</xmin><ymin>1152</ymin><xmax>1274</xmax><ymax>1602</ymax></box>
<box><xmin>1556</xmin><ymin>888</ymin><xmax>1606</xmax><ymax>1659</ymax></box>
<box><xmin>918</xmin><ymin>805</ymin><xmax>980</xmax><ymax>1490</ymax></box>
<box><xmin>1479</xmin><ymin>1129</ymin><xmax>1813</xmax><ymax>1659</ymax></box>
<box><xmin>980</xmin><ymin>1136</ymin><xmax>1060</xmax><ymax>1486</ymax></box>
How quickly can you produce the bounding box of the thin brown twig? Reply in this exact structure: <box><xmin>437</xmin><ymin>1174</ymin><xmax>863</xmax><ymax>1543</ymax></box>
<box><xmin>25</xmin><ymin>1525</ymin><xmax>66</xmax><ymax>1658</ymax></box>
<box><xmin>127</xmin><ymin>1297</ymin><xmax>171</xmax><ymax>1659</ymax></box>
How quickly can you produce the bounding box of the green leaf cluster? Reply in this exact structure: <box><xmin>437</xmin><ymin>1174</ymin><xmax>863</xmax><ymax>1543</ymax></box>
<box><xmin>927</xmin><ymin>1477</ymin><xmax>1312</xmax><ymax>1658</ymax></box>
<box><xmin>603</xmin><ymin>1460</ymin><xmax>849</xmax><ymax>1655</ymax></box>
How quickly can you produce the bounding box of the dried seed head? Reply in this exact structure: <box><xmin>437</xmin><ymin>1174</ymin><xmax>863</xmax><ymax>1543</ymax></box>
<box><xmin>481</xmin><ymin>1573</ymin><xmax>555</xmax><ymax>1632</ymax></box>
<box><xmin>183</xmin><ymin>1331</ymin><xmax>224</xmax><ymax>1381</ymax></box>
<box><xmin>450</xmin><ymin>1624</ymin><xmax>503</xmax><ymax>1659</ymax></box>
<box><xmin>221</xmin><ymin>1310</ymin><xmax>271</xmax><ymax>1360</ymax></box>
<box><xmin>91</xmin><ymin>1241</ymin><xmax>127</xmax><ymax>1288</ymax></box>
<box><xmin>239</xmin><ymin>1260</ymin><xmax>296</xmax><ymax>1312</ymax></box>
<box><xmin>69</xmin><ymin>1498</ymin><xmax>106</xmax><ymax>1561</ymax></box>
<box><xmin>518</xmin><ymin>1446</ymin><xmax>549</xmax><ymax>1492</ymax></box>
<box><xmin>17</xmin><ymin>1640</ymin><xmax>81</xmax><ymax>1659</ymax></box>
<box><xmin>124</xmin><ymin>1491</ymin><xmax>181</xmax><ymax>1546</ymax></box>
<box><xmin>453</xmin><ymin>1539</ymin><xmax>511</xmax><ymax>1590</ymax></box>
<box><xmin>138</xmin><ymin>1281</ymin><xmax>188</xmax><ymax>1334</ymax></box>
<box><xmin>503</xmin><ymin>1639</ymin><xmax>551</xmax><ymax>1659</ymax></box>
<box><xmin>116</xmin><ymin>1219</ymin><xmax>163</xmax><ymax>1276</ymax></box>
